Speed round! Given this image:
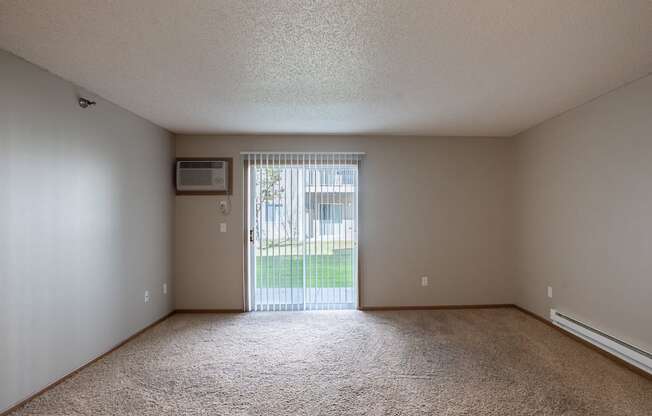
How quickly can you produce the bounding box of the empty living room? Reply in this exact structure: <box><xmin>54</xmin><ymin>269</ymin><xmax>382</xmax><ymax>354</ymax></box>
<box><xmin>1</xmin><ymin>1</ymin><xmax>651</xmax><ymax>415</ymax></box>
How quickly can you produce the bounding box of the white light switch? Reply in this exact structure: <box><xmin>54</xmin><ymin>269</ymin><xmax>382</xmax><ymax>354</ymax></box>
<box><xmin>547</xmin><ymin>286</ymin><xmax>553</xmax><ymax>298</ymax></box>
<box><xmin>163</xmin><ymin>283</ymin><xmax>168</xmax><ymax>295</ymax></box>
<box><xmin>220</xmin><ymin>223</ymin><xmax>227</xmax><ymax>233</ymax></box>
<box><xmin>144</xmin><ymin>290</ymin><xmax>150</xmax><ymax>303</ymax></box>
<box><xmin>421</xmin><ymin>276</ymin><xmax>429</xmax><ymax>287</ymax></box>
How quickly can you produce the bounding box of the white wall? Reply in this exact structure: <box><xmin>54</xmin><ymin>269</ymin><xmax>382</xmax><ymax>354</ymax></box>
<box><xmin>514</xmin><ymin>74</ymin><xmax>652</xmax><ymax>353</ymax></box>
<box><xmin>0</xmin><ymin>50</ymin><xmax>175</xmax><ymax>412</ymax></box>
<box><xmin>175</xmin><ymin>135</ymin><xmax>515</xmax><ymax>310</ymax></box>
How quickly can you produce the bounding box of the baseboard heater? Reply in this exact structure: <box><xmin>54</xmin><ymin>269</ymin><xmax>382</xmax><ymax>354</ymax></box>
<box><xmin>550</xmin><ymin>309</ymin><xmax>652</xmax><ymax>375</ymax></box>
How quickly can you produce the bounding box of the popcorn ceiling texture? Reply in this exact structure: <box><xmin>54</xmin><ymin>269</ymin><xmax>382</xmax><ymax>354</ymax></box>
<box><xmin>8</xmin><ymin>309</ymin><xmax>652</xmax><ymax>415</ymax></box>
<box><xmin>1</xmin><ymin>0</ymin><xmax>651</xmax><ymax>136</ymax></box>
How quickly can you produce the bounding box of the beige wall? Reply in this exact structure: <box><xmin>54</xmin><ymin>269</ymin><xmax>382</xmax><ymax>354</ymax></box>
<box><xmin>514</xmin><ymin>74</ymin><xmax>652</xmax><ymax>352</ymax></box>
<box><xmin>175</xmin><ymin>135</ymin><xmax>515</xmax><ymax>310</ymax></box>
<box><xmin>0</xmin><ymin>51</ymin><xmax>175</xmax><ymax>412</ymax></box>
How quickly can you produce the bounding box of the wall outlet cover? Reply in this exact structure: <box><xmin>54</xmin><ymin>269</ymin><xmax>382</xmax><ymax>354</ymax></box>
<box><xmin>421</xmin><ymin>276</ymin><xmax>429</xmax><ymax>287</ymax></box>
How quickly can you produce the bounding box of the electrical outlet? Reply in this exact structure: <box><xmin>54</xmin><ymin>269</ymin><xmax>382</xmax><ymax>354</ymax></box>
<box><xmin>220</xmin><ymin>222</ymin><xmax>227</xmax><ymax>233</ymax></box>
<box><xmin>163</xmin><ymin>283</ymin><xmax>168</xmax><ymax>295</ymax></box>
<box><xmin>144</xmin><ymin>290</ymin><xmax>150</xmax><ymax>303</ymax></box>
<box><xmin>421</xmin><ymin>276</ymin><xmax>429</xmax><ymax>287</ymax></box>
<box><xmin>547</xmin><ymin>286</ymin><xmax>553</xmax><ymax>298</ymax></box>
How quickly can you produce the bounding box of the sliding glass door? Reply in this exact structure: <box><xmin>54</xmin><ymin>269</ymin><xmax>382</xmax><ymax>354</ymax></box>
<box><xmin>245</xmin><ymin>153</ymin><xmax>360</xmax><ymax>311</ymax></box>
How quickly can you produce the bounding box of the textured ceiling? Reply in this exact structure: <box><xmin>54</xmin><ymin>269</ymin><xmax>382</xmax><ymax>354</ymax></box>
<box><xmin>1</xmin><ymin>1</ymin><xmax>651</xmax><ymax>136</ymax></box>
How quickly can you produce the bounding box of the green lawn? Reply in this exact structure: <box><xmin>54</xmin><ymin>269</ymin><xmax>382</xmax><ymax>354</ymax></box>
<box><xmin>255</xmin><ymin>250</ymin><xmax>354</xmax><ymax>288</ymax></box>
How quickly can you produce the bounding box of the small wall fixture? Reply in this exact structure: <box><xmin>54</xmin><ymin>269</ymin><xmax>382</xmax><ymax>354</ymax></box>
<box><xmin>78</xmin><ymin>97</ymin><xmax>96</xmax><ymax>108</ymax></box>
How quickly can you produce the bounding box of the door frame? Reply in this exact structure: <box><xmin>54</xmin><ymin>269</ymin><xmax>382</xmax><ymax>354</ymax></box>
<box><xmin>242</xmin><ymin>156</ymin><xmax>362</xmax><ymax>312</ymax></box>
<box><xmin>242</xmin><ymin>159</ymin><xmax>253</xmax><ymax>311</ymax></box>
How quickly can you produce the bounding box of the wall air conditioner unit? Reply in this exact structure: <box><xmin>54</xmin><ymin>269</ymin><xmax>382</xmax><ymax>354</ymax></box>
<box><xmin>176</xmin><ymin>158</ymin><xmax>232</xmax><ymax>195</ymax></box>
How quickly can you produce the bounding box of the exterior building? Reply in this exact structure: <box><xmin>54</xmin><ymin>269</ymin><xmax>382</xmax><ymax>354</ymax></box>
<box><xmin>257</xmin><ymin>166</ymin><xmax>356</xmax><ymax>246</ymax></box>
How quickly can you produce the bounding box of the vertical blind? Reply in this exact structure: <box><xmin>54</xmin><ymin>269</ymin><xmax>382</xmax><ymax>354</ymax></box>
<box><xmin>243</xmin><ymin>152</ymin><xmax>363</xmax><ymax>311</ymax></box>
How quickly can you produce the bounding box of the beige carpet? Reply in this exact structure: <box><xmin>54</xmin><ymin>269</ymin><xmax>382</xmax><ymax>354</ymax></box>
<box><xmin>9</xmin><ymin>309</ymin><xmax>652</xmax><ymax>415</ymax></box>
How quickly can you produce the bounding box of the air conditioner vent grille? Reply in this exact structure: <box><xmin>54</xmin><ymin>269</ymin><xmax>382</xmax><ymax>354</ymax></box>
<box><xmin>179</xmin><ymin>161</ymin><xmax>224</xmax><ymax>169</ymax></box>
<box><xmin>179</xmin><ymin>169</ymin><xmax>213</xmax><ymax>186</ymax></box>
